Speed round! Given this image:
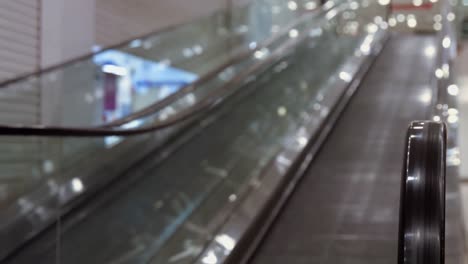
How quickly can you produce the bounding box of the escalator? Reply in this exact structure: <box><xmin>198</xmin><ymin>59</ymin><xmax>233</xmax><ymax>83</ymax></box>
<box><xmin>3</xmin><ymin>5</ymin><xmax>386</xmax><ymax>262</ymax></box>
<box><xmin>0</xmin><ymin>1</ymin><xmax>464</xmax><ymax>264</ymax></box>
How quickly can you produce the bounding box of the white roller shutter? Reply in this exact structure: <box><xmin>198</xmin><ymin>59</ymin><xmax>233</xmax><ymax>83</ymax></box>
<box><xmin>0</xmin><ymin>0</ymin><xmax>41</xmax><ymax>125</ymax></box>
<box><xmin>0</xmin><ymin>1</ymin><xmax>40</xmax><ymax>82</ymax></box>
<box><xmin>0</xmin><ymin>1</ymin><xmax>46</xmax><ymax>203</ymax></box>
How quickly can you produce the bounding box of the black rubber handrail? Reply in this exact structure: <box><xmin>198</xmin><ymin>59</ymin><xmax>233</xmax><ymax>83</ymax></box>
<box><xmin>0</xmin><ymin>31</ymin><xmax>306</xmax><ymax>137</ymax></box>
<box><xmin>398</xmin><ymin>121</ymin><xmax>446</xmax><ymax>264</ymax></box>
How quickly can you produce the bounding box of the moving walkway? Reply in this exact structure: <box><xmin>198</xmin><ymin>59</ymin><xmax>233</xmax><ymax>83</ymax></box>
<box><xmin>0</xmin><ymin>1</ymin><xmax>463</xmax><ymax>263</ymax></box>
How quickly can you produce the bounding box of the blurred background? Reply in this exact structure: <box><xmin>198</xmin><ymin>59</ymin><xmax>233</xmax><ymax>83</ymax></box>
<box><xmin>0</xmin><ymin>0</ymin><xmax>466</xmax><ymax>263</ymax></box>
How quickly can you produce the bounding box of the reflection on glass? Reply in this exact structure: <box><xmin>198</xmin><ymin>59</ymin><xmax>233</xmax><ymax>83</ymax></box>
<box><xmin>0</xmin><ymin>0</ymin><xmax>322</xmax><ymax>128</ymax></box>
<box><xmin>94</xmin><ymin>50</ymin><xmax>198</xmax><ymax>122</ymax></box>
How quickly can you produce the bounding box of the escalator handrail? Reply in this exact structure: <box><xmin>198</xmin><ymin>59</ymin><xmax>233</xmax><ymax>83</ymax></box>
<box><xmin>0</xmin><ymin>29</ymin><xmax>303</xmax><ymax>137</ymax></box>
<box><xmin>0</xmin><ymin>3</ymin><xmax>344</xmax><ymax>137</ymax></box>
<box><xmin>101</xmin><ymin>4</ymin><xmax>329</xmax><ymax>128</ymax></box>
<box><xmin>398</xmin><ymin>121</ymin><xmax>446</xmax><ymax>264</ymax></box>
<box><xmin>0</xmin><ymin>0</ymin><xmax>278</xmax><ymax>89</ymax></box>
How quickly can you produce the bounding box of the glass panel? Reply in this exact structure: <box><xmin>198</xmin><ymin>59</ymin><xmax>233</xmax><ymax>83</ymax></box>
<box><xmin>1</xmin><ymin>1</ymin><xmax>387</xmax><ymax>263</ymax></box>
<box><xmin>1</xmin><ymin>0</ymin><xmax>322</xmax><ymax>127</ymax></box>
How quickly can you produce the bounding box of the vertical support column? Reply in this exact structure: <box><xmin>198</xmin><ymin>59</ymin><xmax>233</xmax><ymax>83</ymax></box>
<box><xmin>40</xmin><ymin>0</ymin><xmax>96</xmax><ymax>125</ymax></box>
<box><xmin>41</xmin><ymin>0</ymin><xmax>96</xmax><ymax>68</ymax></box>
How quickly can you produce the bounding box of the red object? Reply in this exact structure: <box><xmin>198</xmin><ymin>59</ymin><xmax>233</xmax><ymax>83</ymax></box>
<box><xmin>391</xmin><ymin>3</ymin><xmax>433</xmax><ymax>11</ymax></box>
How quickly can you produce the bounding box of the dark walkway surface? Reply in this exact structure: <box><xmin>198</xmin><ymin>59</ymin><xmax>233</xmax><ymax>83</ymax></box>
<box><xmin>249</xmin><ymin>34</ymin><xmax>443</xmax><ymax>264</ymax></box>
